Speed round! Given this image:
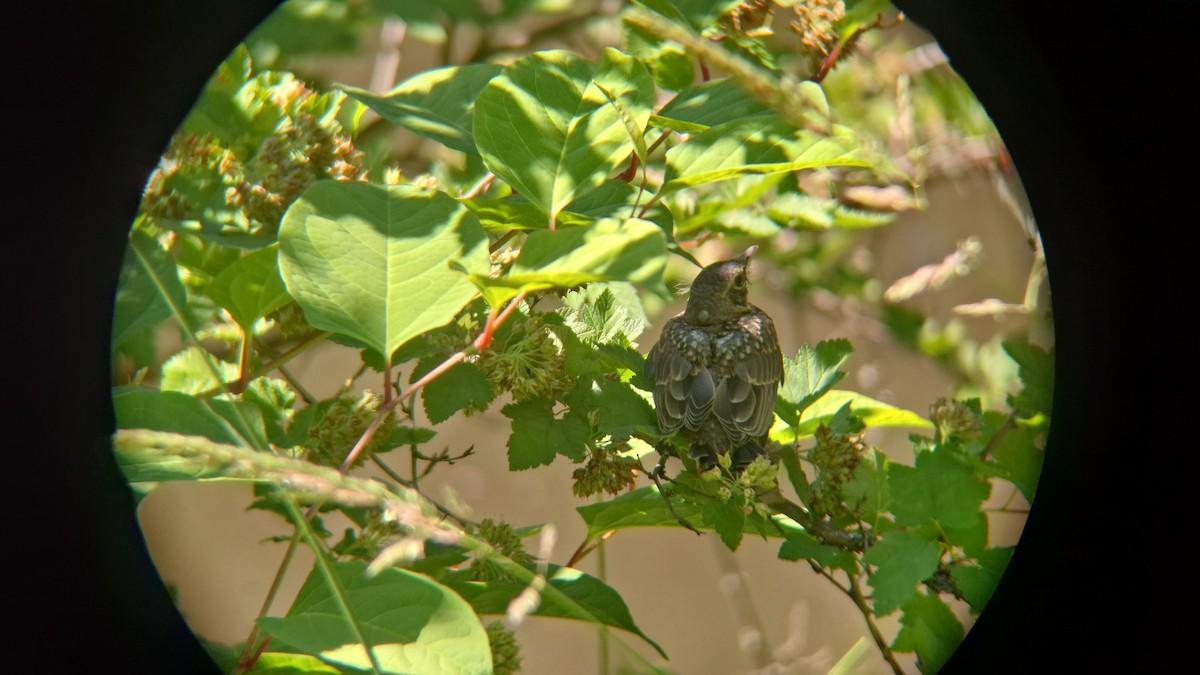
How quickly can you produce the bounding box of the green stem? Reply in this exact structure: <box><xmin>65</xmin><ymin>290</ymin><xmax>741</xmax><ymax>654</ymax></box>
<box><xmin>846</xmin><ymin>572</ymin><xmax>905</xmax><ymax>675</ymax></box>
<box><xmin>233</xmin><ymin>531</ymin><xmax>302</xmax><ymax>673</ymax></box>
<box><xmin>283</xmin><ymin>496</ymin><xmax>384</xmax><ymax>674</ymax></box>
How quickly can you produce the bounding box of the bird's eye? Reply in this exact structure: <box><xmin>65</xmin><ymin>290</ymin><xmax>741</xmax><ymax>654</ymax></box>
<box><xmin>732</xmin><ymin>273</ymin><xmax>747</xmax><ymax>289</ymax></box>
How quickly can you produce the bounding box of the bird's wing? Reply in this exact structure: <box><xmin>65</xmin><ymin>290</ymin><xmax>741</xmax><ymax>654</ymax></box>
<box><xmin>646</xmin><ymin>319</ymin><xmax>714</xmax><ymax>433</ymax></box>
<box><xmin>713</xmin><ymin>316</ymin><xmax>783</xmax><ymax>439</ymax></box>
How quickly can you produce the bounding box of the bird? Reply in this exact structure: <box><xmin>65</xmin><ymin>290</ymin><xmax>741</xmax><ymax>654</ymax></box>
<box><xmin>644</xmin><ymin>245</ymin><xmax>784</xmax><ymax>472</ymax></box>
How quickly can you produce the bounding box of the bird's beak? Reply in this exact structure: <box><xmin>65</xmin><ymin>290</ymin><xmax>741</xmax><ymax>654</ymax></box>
<box><xmin>738</xmin><ymin>245</ymin><xmax>758</xmax><ymax>263</ymax></box>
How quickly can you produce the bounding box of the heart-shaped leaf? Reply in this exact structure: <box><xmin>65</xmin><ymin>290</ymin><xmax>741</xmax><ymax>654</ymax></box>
<box><xmin>278</xmin><ymin>181</ymin><xmax>490</xmax><ymax>364</ymax></box>
<box><xmin>206</xmin><ymin>244</ymin><xmax>291</xmax><ymax>331</ymax></box>
<box><xmin>474</xmin><ymin>48</ymin><xmax>655</xmax><ymax>229</ymax></box>
<box><xmin>258</xmin><ymin>560</ymin><xmax>492</xmax><ymax>674</ymax></box>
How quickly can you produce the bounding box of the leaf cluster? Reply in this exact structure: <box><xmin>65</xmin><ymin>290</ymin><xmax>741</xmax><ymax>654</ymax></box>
<box><xmin>109</xmin><ymin>2</ymin><xmax>1044</xmax><ymax>673</ymax></box>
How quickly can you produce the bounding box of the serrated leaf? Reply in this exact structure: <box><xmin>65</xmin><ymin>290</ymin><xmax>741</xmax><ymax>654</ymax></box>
<box><xmin>1002</xmin><ymin>340</ymin><xmax>1054</xmax><ymax>416</ymax></box>
<box><xmin>502</xmin><ymin>398</ymin><xmax>589</xmax><ymax>470</ymax></box>
<box><xmin>844</xmin><ymin>448</ymin><xmax>891</xmax><ymax>523</ymax></box>
<box><xmin>575</xmin><ymin>379</ymin><xmax>658</xmax><ymax>439</ymax></box>
<box><xmin>776</xmin><ymin>340</ymin><xmax>853</xmax><ymax>426</ymax></box>
<box><xmin>278</xmin><ymin>181</ymin><xmax>490</xmax><ymax>363</ymax></box>
<box><xmin>258</xmin><ymin>560</ymin><xmax>491</xmax><ymax>674</ymax></box>
<box><xmin>560</xmin><ymin>284</ymin><xmax>650</xmax><ymax>347</ymax></box>
<box><xmin>474</xmin><ymin>48</ymin><xmax>655</xmax><ymax>229</ymax></box>
<box><xmin>413</xmin><ymin>358</ymin><xmax>495</xmax><ymax>424</ymax></box>
<box><xmin>341</xmin><ymin>64</ymin><xmax>503</xmax><ymax>155</ymax></box>
<box><xmin>863</xmin><ymin>530</ymin><xmax>941</xmax><ymax>616</ymax></box>
<box><xmin>892</xmin><ymin>592</ymin><xmax>964</xmax><ymax>674</ymax></box>
<box><xmin>112</xmin><ymin>230</ymin><xmax>188</xmax><ymax>351</ymax></box>
<box><xmin>446</xmin><ymin>564</ymin><xmax>666</xmax><ymax>658</ymax></box>
<box><xmin>986</xmin><ymin>424</ymin><xmax>1043</xmax><ymax>502</ymax></box>
<box><xmin>663</xmin><ymin>117</ymin><xmax>868</xmax><ymax>191</ymax></box>
<box><xmin>575</xmin><ymin>484</ymin><xmax>803</xmax><ymax>539</ymax></box>
<box><xmin>206</xmin><ymin>244</ymin><xmax>291</xmax><ymax>331</ymax></box>
<box><xmin>703</xmin><ymin>499</ymin><xmax>745</xmax><ymax>550</ymax></box>
<box><xmin>950</xmin><ymin>547</ymin><xmax>1013</xmax><ymax>612</ymax></box>
<box><xmin>464</xmin><ymin>217</ymin><xmax>668</xmax><ymax>307</ymax></box>
<box><xmin>889</xmin><ymin>450</ymin><xmax>991</xmax><ymax>531</ymax></box>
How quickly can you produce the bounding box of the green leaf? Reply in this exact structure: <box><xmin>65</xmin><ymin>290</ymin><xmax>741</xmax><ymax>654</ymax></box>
<box><xmin>243</xmin><ymin>652</ymin><xmax>342</xmax><ymax>674</ymax></box>
<box><xmin>768</xmin><ymin>192</ymin><xmax>897</xmax><ymax>230</ymax></box>
<box><xmin>563</xmin><ymin>379</ymin><xmax>657</xmax><ymax>440</ymax></box>
<box><xmin>502</xmin><ymin>398</ymin><xmax>589</xmax><ymax>470</ymax></box>
<box><xmin>245</xmin><ymin>0</ymin><xmax>365</xmax><ymax>68</ymax></box>
<box><xmin>889</xmin><ymin>450</ymin><xmax>991</xmax><ymax>531</ymax></box>
<box><xmin>663</xmin><ymin>117</ymin><xmax>868</xmax><ymax>191</ymax></box>
<box><xmin>576</xmin><ymin>485</ymin><xmax>803</xmax><ymax>539</ymax></box>
<box><xmin>340</xmin><ymin>64</ymin><xmax>503</xmax><ymax>155</ymax></box>
<box><xmin>772</xmin><ymin>389</ymin><xmax>931</xmax><ymax>444</ymax></box>
<box><xmin>655</xmin><ymin>77</ymin><xmax>770</xmax><ymax>130</ymax></box>
<box><xmin>112</xmin><ymin>230</ymin><xmax>188</xmax><ymax>351</ymax></box>
<box><xmin>464</xmin><ymin>217</ymin><xmax>668</xmax><ymax>307</ymax></box>
<box><xmin>560</xmin><ymin>284</ymin><xmax>651</xmax><ymax>347</ymax></box>
<box><xmin>1002</xmin><ymin>340</ymin><xmax>1054</xmax><ymax>416</ymax></box>
<box><xmin>113</xmin><ymin>388</ymin><xmax>266</xmax><ymax>480</ymax></box>
<box><xmin>258</xmin><ymin>560</ymin><xmax>491</xmax><ymax>674</ymax></box>
<box><xmin>625</xmin><ymin>23</ymin><xmax>695</xmax><ymax>92</ymax></box>
<box><xmin>892</xmin><ymin>592</ymin><xmax>964</xmax><ymax>674</ymax></box>
<box><xmin>950</xmin><ymin>546</ymin><xmax>1013</xmax><ymax>612</ymax></box>
<box><xmin>414</xmin><ymin>358</ymin><xmax>495</xmax><ymax>424</ymax></box>
<box><xmin>632</xmin><ymin>0</ymin><xmax>739</xmax><ymax>31</ymax></box>
<box><xmin>160</xmin><ymin>345</ymin><xmax>236</xmax><ymax>395</ymax></box>
<box><xmin>862</xmin><ymin>530</ymin><xmax>941</xmax><ymax>616</ymax></box>
<box><xmin>776</xmin><ymin>339</ymin><xmax>853</xmax><ymax>426</ymax></box>
<box><xmin>446</xmin><ymin>564</ymin><xmax>666</xmax><ymax>658</ymax></box>
<box><xmin>703</xmin><ymin>499</ymin><xmax>745</xmax><ymax>551</ymax></box>
<box><xmin>844</xmin><ymin>448</ymin><xmax>891</xmax><ymax>523</ymax></box>
<box><xmin>379</xmin><ymin>428</ymin><xmax>438</xmax><ymax>455</ymax></box>
<box><xmin>278</xmin><ymin>181</ymin><xmax>490</xmax><ymax>363</ymax></box>
<box><xmin>986</xmin><ymin>424</ymin><xmax>1043</xmax><ymax>502</ymax></box>
<box><xmin>206</xmin><ymin>244</ymin><xmax>291</xmax><ymax>331</ymax></box>
<box><xmin>777</xmin><ymin>528</ymin><xmax>857</xmax><ymax>574</ymax></box>
<box><xmin>474</xmin><ymin>48</ymin><xmax>655</xmax><ymax>228</ymax></box>
<box><xmin>241</xmin><ymin>375</ymin><xmax>298</xmax><ymax>446</ymax></box>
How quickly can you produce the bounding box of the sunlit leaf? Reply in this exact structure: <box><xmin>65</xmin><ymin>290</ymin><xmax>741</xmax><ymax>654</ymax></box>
<box><xmin>474</xmin><ymin>48</ymin><xmax>655</xmax><ymax>228</ymax></box>
<box><xmin>207</xmin><ymin>244</ymin><xmax>291</xmax><ymax>331</ymax></box>
<box><xmin>278</xmin><ymin>181</ymin><xmax>490</xmax><ymax>363</ymax></box>
<box><xmin>258</xmin><ymin>560</ymin><xmax>491</xmax><ymax>674</ymax></box>
<box><xmin>341</xmin><ymin>64</ymin><xmax>503</xmax><ymax>155</ymax></box>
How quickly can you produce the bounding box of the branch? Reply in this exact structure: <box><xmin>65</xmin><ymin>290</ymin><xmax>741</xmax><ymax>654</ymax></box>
<box><xmin>758</xmin><ymin>487</ymin><xmax>866</xmax><ymax>551</ymax></box>
<box><xmin>847</xmin><ymin>573</ymin><xmax>906</xmax><ymax>675</ymax></box>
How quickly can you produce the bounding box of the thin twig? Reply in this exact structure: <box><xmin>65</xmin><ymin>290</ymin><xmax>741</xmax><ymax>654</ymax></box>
<box><xmin>369</xmin><ymin>454</ymin><xmax>477</xmax><ymax>528</ymax></box>
<box><xmin>847</xmin><ymin>573</ymin><xmax>906</xmax><ymax>675</ymax></box>
<box><xmin>198</xmin><ymin>330</ymin><xmax>331</xmax><ymax>399</ymax></box>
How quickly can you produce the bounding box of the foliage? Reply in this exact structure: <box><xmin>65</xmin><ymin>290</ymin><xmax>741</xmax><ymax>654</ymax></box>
<box><xmin>111</xmin><ymin>1</ymin><xmax>1049</xmax><ymax>673</ymax></box>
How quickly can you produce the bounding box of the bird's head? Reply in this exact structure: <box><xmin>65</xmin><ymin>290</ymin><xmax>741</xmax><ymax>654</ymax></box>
<box><xmin>682</xmin><ymin>245</ymin><xmax>758</xmax><ymax>325</ymax></box>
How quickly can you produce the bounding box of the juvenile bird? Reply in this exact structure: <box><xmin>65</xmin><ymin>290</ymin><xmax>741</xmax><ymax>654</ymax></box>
<box><xmin>644</xmin><ymin>246</ymin><xmax>783</xmax><ymax>472</ymax></box>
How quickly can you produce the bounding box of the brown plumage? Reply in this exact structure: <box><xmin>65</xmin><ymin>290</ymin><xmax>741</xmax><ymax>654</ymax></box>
<box><xmin>644</xmin><ymin>246</ymin><xmax>783</xmax><ymax>471</ymax></box>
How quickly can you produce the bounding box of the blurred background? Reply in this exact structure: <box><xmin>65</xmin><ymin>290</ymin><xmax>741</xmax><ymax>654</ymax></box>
<box><xmin>125</xmin><ymin>2</ymin><xmax>1050</xmax><ymax>673</ymax></box>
